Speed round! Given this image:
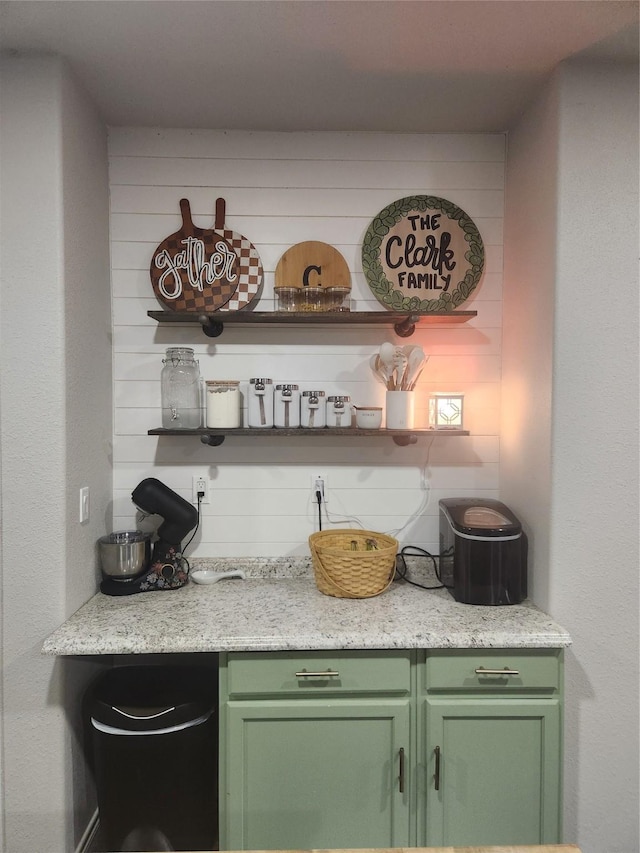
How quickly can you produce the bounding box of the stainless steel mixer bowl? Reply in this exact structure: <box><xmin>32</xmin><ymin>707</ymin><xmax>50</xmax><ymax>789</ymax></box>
<box><xmin>98</xmin><ymin>531</ymin><xmax>151</xmax><ymax>581</ymax></box>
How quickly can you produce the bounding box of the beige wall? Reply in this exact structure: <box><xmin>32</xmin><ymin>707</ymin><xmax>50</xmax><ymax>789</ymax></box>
<box><xmin>0</xmin><ymin>56</ymin><xmax>112</xmax><ymax>852</ymax></box>
<box><xmin>503</xmin><ymin>58</ymin><xmax>639</xmax><ymax>853</ymax></box>
<box><xmin>501</xmin><ymin>71</ymin><xmax>559</xmax><ymax>605</ymax></box>
<box><xmin>1</xmin><ymin>51</ymin><xmax>637</xmax><ymax>853</ymax></box>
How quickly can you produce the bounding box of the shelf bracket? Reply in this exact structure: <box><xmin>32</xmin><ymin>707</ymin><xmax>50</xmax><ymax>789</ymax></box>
<box><xmin>392</xmin><ymin>433</ymin><xmax>418</xmax><ymax>446</ymax></box>
<box><xmin>200</xmin><ymin>434</ymin><xmax>226</xmax><ymax>446</ymax></box>
<box><xmin>393</xmin><ymin>315</ymin><xmax>418</xmax><ymax>338</ymax></box>
<box><xmin>197</xmin><ymin>314</ymin><xmax>224</xmax><ymax>338</ymax></box>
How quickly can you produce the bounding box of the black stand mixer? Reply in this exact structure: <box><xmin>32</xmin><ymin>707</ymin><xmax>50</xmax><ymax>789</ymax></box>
<box><xmin>99</xmin><ymin>478</ymin><xmax>199</xmax><ymax>596</ymax></box>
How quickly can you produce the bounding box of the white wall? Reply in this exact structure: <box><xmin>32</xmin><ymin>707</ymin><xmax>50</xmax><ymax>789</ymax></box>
<box><xmin>3</xmin><ymin>53</ymin><xmax>636</xmax><ymax>853</ymax></box>
<box><xmin>503</xmin><ymin>59</ymin><xmax>639</xmax><ymax>853</ymax></box>
<box><xmin>110</xmin><ymin>129</ymin><xmax>505</xmax><ymax>556</ymax></box>
<box><xmin>0</xmin><ymin>56</ymin><xmax>112</xmax><ymax>852</ymax></box>
<box><xmin>501</xmin><ymin>75</ymin><xmax>559</xmax><ymax>606</ymax></box>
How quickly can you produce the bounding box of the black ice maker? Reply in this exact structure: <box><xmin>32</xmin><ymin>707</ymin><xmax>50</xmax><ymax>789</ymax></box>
<box><xmin>439</xmin><ymin>498</ymin><xmax>527</xmax><ymax>605</ymax></box>
<box><xmin>85</xmin><ymin>665</ymin><xmax>218</xmax><ymax>852</ymax></box>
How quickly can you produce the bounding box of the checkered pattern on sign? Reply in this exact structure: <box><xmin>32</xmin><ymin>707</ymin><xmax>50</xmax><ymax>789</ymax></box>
<box><xmin>150</xmin><ymin>230</ymin><xmax>238</xmax><ymax>312</ymax></box>
<box><xmin>217</xmin><ymin>229</ymin><xmax>264</xmax><ymax>312</ymax></box>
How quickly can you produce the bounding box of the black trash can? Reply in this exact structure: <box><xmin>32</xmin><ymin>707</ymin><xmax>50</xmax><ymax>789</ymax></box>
<box><xmin>86</xmin><ymin>665</ymin><xmax>218</xmax><ymax>852</ymax></box>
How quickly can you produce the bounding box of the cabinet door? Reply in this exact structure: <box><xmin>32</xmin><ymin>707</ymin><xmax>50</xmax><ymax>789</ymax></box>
<box><xmin>423</xmin><ymin>697</ymin><xmax>561</xmax><ymax>847</ymax></box>
<box><xmin>223</xmin><ymin>698</ymin><xmax>411</xmax><ymax>850</ymax></box>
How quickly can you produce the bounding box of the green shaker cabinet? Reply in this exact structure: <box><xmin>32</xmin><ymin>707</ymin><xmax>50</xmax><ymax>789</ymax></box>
<box><xmin>219</xmin><ymin>650</ymin><xmax>412</xmax><ymax>850</ymax></box>
<box><xmin>420</xmin><ymin>649</ymin><xmax>563</xmax><ymax>847</ymax></box>
<box><xmin>219</xmin><ymin>647</ymin><xmax>563</xmax><ymax>850</ymax></box>
<box><xmin>224</xmin><ymin>699</ymin><xmax>410</xmax><ymax>849</ymax></box>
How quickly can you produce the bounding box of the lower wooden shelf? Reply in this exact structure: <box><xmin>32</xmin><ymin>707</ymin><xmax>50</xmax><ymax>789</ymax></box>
<box><xmin>148</xmin><ymin>427</ymin><xmax>469</xmax><ymax>447</ymax></box>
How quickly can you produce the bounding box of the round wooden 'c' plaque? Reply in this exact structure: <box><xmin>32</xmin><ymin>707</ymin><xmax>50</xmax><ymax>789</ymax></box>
<box><xmin>150</xmin><ymin>198</ymin><xmax>238</xmax><ymax>312</ymax></box>
<box><xmin>275</xmin><ymin>241</ymin><xmax>351</xmax><ymax>290</ymax></box>
<box><xmin>362</xmin><ymin>195</ymin><xmax>484</xmax><ymax>312</ymax></box>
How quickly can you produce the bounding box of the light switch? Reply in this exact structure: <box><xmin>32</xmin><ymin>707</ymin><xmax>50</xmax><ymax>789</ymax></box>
<box><xmin>79</xmin><ymin>487</ymin><xmax>90</xmax><ymax>523</ymax></box>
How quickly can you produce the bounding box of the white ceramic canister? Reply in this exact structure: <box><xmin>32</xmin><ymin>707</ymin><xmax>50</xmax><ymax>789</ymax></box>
<box><xmin>247</xmin><ymin>378</ymin><xmax>274</xmax><ymax>428</ymax></box>
<box><xmin>205</xmin><ymin>381</ymin><xmax>241</xmax><ymax>428</ymax></box>
<box><xmin>385</xmin><ymin>390</ymin><xmax>415</xmax><ymax>429</ymax></box>
<box><xmin>300</xmin><ymin>391</ymin><xmax>326</xmax><ymax>429</ymax></box>
<box><xmin>274</xmin><ymin>384</ymin><xmax>300</xmax><ymax>428</ymax></box>
<box><xmin>326</xmin><ymin>395</ymin><xmax>352</xmax><ymax>428</ymax></box>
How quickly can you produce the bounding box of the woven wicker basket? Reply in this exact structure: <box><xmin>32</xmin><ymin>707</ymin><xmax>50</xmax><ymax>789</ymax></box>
<box><xmin>309</xmin><ymin>528</ymin><xmax>398</xmax><ymax>599</ymax></box>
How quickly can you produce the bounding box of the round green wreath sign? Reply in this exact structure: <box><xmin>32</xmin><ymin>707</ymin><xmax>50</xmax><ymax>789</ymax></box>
<box><xmin>361</xmin><ymin>195</ymin><xmax>484</xmax><ymax>312</ymax></box>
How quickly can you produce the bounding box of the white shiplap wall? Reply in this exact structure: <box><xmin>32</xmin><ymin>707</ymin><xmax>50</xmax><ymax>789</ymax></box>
<box><xmin>110</xmin><ymin>129</ymin><xmax>504</xmax><ymax>557</ymax></box>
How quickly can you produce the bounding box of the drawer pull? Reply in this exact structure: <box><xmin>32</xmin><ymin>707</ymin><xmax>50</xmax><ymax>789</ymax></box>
<box><xmin>434</xmin><ymin>745</ymin><xmax>441</xmax><ymax>791</ymax></box>
<box><xmin>295</xmin><ymin>669</ymin><xmax>340</xmax><ymax>678</ymax></box>
<box><xmin>475</xmin><ymin>667</ymin><xmax>520</xmax><ymax>676</ymax></box>
<box><xmin>398</xmin><ymin>747</ymin><xmax>405</xmax><ymax>793</ymax></box>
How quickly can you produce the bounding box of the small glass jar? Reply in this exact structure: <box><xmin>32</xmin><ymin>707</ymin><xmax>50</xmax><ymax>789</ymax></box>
<box><xmin>247</xmin><ymin>378</ymin><xmax>274</xmax><ymax>428</ymax></box>
<box><xmin>326</xmin><ymin>395</ymin><xmax>352</xmax><ymax>428</ymax></box>
<box><xmin>297</xmin><ymin>287</ymin><xmax>326</xmax><ymax>312</ymax></box>
<box><xmin>274</xmin><ymin>384</ymin><xmax>300</xmax><ymax>428</ymax></box>
<box><xmin>275</xmin><ymin>287</ymin><xmax>298</xmax><ymax>312</ymax></box>
<box><xmin>325</xmin><ymin>286</ymin><xmax>351</xmax><ymax>312</ymax></box>
<box><xmin>205</xmin><ymin>381</ymin><xmax>241</xmax><ymax>428</ymax></box>
<box><xmin>161</xmin><ymin>347</ymin><xmax>201</xmax><ymax>429</ymax></box>
<box><xmin>300</xmin><ymin>391</ymin><xmax>326</xmax><ymax>429</ymax></box>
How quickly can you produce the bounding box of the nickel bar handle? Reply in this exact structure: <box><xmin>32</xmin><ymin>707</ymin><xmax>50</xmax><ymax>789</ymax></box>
<box><xmin>434</xmin><ymin>745</ymin><xmax>441</xmax><ymax>791</ymax></box>
<box><xmin>398</xmin><ymin>747</ymin><xmax>405</xmax><ymax>793</ymax></box>
<box><xmin>295</xmin><ymin>669</ymin><xmax>340</xmax><ymax>678</ymax></box>
<box><xmin>475</xmin><ymin>667</ymin><xmax>520</xmax><ymax>676</ymax></box>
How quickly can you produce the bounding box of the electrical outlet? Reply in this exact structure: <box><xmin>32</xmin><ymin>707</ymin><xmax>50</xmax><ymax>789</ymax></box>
<box><xmin>192</xmin><ymin>475</ymin><xmax>210</xmax><ymax>505</ymax></box>
<box><xmin>79</xmin><ymin>486</ymin><xmax>90</xmax><ymax>523</ymax></box>
<box><xmin>311</xmin><ymin>473</ymin><xmax>328</xmax><ymax>503</ymax></box>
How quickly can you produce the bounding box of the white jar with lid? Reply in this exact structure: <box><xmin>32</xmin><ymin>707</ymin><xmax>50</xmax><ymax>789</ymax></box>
<box><xmin>326</xmin><ymin>395</ymin><xmax>352</xmax><ymax>428</ymax></box>
<box><xmin>300</xmin><ymin>391</ymin><xmax>326</xmax><ymax>429</ymax></box>
<box><xmin>205</xmin><ymin>381</ymin><xmax>241</xmax><ymax>428</ymax></box>
<box><xmin>247</xmin><ymin>378</ymin><xmax>274</xmax><ymax>428</ymax></box>
<box><xmin>274</xmin><ymin>384</ymin><xmax>300</xmax><ymax>428</ymax></box>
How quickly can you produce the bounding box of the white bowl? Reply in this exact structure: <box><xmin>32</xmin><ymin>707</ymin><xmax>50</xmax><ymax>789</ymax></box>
<box><xmin>354</xmin><ymin>407</ymin><xmax>383</xmax><ymax>429</ymax></box>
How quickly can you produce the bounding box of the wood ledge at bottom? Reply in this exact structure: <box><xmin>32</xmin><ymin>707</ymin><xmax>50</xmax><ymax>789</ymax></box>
<box><xmin>205</xmin><ymin>846</ymin><xmax>582</xmax><ymax>853</ymax></box>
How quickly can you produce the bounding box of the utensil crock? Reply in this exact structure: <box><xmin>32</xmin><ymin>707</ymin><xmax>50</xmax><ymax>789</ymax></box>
<box><xmin>385</xmin><ymin>391</ymin><xmax>415</xmax><ymax>429</ymax></box>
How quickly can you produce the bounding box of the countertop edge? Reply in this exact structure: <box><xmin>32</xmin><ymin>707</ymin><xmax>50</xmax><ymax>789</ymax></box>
<box><xmin>41</xmin><ymin>634</ymin><xmax>573</xmax><ymax>657</ymax></box>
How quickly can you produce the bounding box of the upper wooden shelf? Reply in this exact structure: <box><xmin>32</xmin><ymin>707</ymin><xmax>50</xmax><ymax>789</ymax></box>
<box><xmin>147</xmin><ymin>309</ymin><xmax>477</xmax><ymax>338</ymax></box>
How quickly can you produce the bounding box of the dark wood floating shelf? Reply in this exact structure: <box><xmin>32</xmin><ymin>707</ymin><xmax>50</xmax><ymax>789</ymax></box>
<box><xmin>147</xmin><ymin>309</ymin><xmax>477</xmax><ymax>338</ymax></box>
<box><xmin>148</xmin><ymin>427</ymin><xmax>469</xmax><ymax>447</ymax></box>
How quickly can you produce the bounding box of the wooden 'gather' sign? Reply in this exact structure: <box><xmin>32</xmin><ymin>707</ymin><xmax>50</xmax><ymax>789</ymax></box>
<box><xmin>362</xmin><ymin>195</ymin><xmax>484</xmax><ymax>312</ymax></box>
<box><xmin>150</xmin><ymin>198</ymin><xmax>238</xmax><ymax>312</ymax></box>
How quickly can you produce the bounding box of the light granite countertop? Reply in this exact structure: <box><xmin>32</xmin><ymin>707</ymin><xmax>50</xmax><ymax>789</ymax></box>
<box><xmin>41</xmin><ymin>558</ymin><xmax>571</xmax><ymax>656</ymax></box>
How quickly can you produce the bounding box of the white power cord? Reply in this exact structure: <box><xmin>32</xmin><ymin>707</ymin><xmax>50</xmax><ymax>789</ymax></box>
<box><xmin>317</xmin><ymin>435</ymin><xmax>436</xmax><ymax>537</ymax></box>
<box><xmin>322</xmin><ymin>504</ymin><xmax>365</xmax><ymax>529</ymax></box>
<box><xmin>385</xmin><ymin>435</ymin><xmax>435</xmax><ymax>539</ymax></box>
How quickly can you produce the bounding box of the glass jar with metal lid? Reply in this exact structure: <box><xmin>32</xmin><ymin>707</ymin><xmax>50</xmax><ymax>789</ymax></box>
<box><xmin>247</xmin><ymin>378</ymin><xmax>274</xmax><ymax>428</ymax></box>
<box><xmin>274</xmin><ymin>384</ymin><xmax>300</xmax><ymax>429</ymax></box>
<box><xmin>161</xmin><ymin>347</ymin><xmax>201</xmax><ymax>429</ymax></box>
<box><xmin>300</xmin><ymin>391</ymin><xmax>326</xmax><ymax>429</ymax></box>
<box><xmin>326</xmin><ymin>395</ymin><xmax>352</xmax><ymax>428</ymax></box>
